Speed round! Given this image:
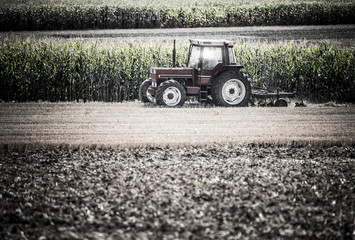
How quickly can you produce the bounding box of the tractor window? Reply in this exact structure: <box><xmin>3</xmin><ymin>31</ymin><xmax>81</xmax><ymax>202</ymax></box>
<box><xmin>229</xmin><ymin>47</ymin><xmax>236</xmax><ymax>64</ymax></box>
<box><xmin>188</xmin><ymin>46</ymin><xmax>200</xmax><ymax>69</ymax></box>
<box><xmin>202</xmin><ymin>47</ymin><xmax>222</xmax><ymax>70</ymax></box>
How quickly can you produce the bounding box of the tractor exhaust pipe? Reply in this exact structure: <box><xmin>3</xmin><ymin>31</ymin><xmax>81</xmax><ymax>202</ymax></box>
<box><xmin>172</xmin><ymin>39</ymin><xmax>176</xmax><ymax>68</ymax></box>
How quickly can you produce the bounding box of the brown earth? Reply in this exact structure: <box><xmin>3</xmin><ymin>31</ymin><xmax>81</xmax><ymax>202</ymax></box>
<box><xmin>0</xmin><ymin>102</ymin><xmax>354</xmax><ymax>149</ymax></box>
<box><xmin>0</xmin><ymin>102</ymin><xmax>354</xmax><ymax>239</ymax></box>
<box><xmin>0</xmin><ymin>146</ymin><xmax>354</xmax><ymax>239</ymax></box>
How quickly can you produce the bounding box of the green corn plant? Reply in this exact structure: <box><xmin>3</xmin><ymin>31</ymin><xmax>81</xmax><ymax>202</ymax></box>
<box><xmin>0</xmin><ymin>38</ymin><xmax>354</xmax><ymax>103</ymax></box>
<box><xmin>0</xmin><ymin>2</ymin><xmax>354</xmax><ymax>30</ymax></box>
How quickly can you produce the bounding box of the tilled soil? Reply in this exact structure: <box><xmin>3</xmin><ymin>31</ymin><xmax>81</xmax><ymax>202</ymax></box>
<box><xmin>1</xmin><ymin>102</ymin><xmax>354</xmax><ymax>149</ymax></box>
<box><xmin>1</xmin><ymin>146</ymin><xmax>354</xmax><ymax>239</ymax></box>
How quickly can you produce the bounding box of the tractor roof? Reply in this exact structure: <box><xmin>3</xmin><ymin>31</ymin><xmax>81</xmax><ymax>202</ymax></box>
<box><xmin>189</xmin><ymin>39</ymin><xmax>234</xmax><ymax>47</ymax></box>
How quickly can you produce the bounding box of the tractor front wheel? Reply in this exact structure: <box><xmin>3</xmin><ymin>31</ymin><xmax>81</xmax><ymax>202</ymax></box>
<box><xmin>156</xmin><ymin>80</ymin><xmax>186</xmax><ymax>107</ymax></box>
<box><xmin>139</xmin><ymin>78</ymin><xmax>155</xmax><ymax>103</ymax></box>
<box><xmin>212</xmin><ymin>71</ymin><xmax>251</xmax><ymax>107</ymax></box>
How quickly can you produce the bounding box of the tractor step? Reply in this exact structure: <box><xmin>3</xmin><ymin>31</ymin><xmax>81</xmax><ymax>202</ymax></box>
<box><xmin>199</xmin><ymin>85</ymin><xmax>209</xmax><ymax>102</ymax></box>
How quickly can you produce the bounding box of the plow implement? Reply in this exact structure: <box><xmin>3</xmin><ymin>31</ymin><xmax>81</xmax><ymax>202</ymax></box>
<box><xmin>251</xmin><ymin>87</ymin><xmax>303</xmax><ymax>107</ymax></box>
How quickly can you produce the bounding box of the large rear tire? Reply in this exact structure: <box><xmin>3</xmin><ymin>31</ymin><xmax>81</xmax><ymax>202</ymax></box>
<box><xmin>211</xmin><ymin>71</ymin><xmax>251</xmax><ymax>107</ymax></box>
<box><xmin>156</xmin><ymin>80</ymin><xmax>186</xmax><ymax>107</ymax></box>
<box><xmin>139</xmin><ymin>79</ymin><xmax>154</xmax><ymax>103</ymax></box>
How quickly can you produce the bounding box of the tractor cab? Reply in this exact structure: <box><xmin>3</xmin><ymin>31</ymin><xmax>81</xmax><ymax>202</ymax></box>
<box><xmin>188</xmin><ymin>39</ymin><xmax>237</xmax><ymax>70</ymax></box>
<box><xmin>186</xmin><ymin>39</ymin><xmax>241</xmax><ymax>86</ymax></box>
<box><xmin>139</xmin><ymin>39</ymin><xmax>251</xmax><ymax>107</ymax></box>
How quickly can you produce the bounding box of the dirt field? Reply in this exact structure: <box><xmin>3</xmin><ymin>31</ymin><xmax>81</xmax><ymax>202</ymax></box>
<box><xmin>1</xmin><ymin>145</ymin><xmax>354</xmax><ymax>239</ymax></box>
<box><xmin>0</xmin><ymin>102</ymin><xmax>354</xmax><ymax>149</ymax></box>
<box><xmin>3</xmin><ymin>25</ymin><xmax>355</xmax><ymax>46</ymax></box>
<box><xmin>1</xmin><ymin>102</ymin><xmax>354</xmax><ymax>239</ymax></box>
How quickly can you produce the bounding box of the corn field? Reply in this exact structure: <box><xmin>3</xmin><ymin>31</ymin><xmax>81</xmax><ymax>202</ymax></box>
<box><xmin>0</xmin><ymin>39</ymin><xmax>187</xmax><ymax>102</ymax></box>
<box><xmin>236</xmin><ymin>42</ymin><xmax>355</xmax><ymax>103</ymax></box>
<box><xmin>1</xmin><ymin>2</ymin><xmax>354</xmax><ymax>31</ymax></box>
<box><xmin>0</xmin><ymin>39</ymin><xmax>354</xmax><ymax>103</ymax></box>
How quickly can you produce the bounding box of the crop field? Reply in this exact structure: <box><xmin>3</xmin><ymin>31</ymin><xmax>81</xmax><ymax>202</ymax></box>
<box><xmin>1</xmin><ymin>0</ymin><xmax>354</xmax><ymax>31</ymax></box>
<box><xmin>1</xmin><ymin>36</ymin><xmax>354</xmax><ymax>103</ymax></box>
<box><xmin>1</xmin><ymin>102</ymin><xmax>355</xmax><ymax>239</ymax></box>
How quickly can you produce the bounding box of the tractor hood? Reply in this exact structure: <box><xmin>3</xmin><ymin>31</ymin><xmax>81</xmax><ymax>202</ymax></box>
<box><xmin>148</xmin><ymin>67</ymin><xmax>199</xmax><ymax>97</ymax></box>
<box><xmin>151</xmin><ymin>67</ymin><xmax>194</xmax><ymax>78</ymax></box>
<box><xmin>150</xmin><ymin>67</ymin><xmax>195</xmax><ymax>86</ymax></box>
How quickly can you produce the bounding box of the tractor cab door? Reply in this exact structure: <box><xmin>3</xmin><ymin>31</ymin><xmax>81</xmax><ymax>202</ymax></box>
<box><xmin>199</xmin><ymin>46</ymin><xmax>224</xmax><ymax>85</ymax></box>
<box><xmin>188</xmin><ymin>45</ymin><xmax>224</xmax><ymax>101</ymax></box>
<box><xmin>187</xmin><ymin>45</ymin><xmax>224</xmax><ymax>85</ymax></box>
<box><xmin>187</xmin><ymin>45</ymin><xmax>201</xmax><ymax>86</ymax></box>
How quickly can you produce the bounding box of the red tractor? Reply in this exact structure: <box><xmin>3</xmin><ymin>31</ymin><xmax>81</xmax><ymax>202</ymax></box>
<box><xmin>139</xmin><ymin>39</ymin><xmax>252</xmax><ymax>107</ymax></box>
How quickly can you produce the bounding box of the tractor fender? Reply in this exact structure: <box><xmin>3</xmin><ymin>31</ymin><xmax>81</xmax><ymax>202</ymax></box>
<box><xmin>211</xmin><ymin>65</ymin><xmax>244</xmax><ymax>83</ymax></box>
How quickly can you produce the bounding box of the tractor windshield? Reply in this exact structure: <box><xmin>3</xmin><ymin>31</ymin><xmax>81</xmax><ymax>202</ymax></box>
<box><xmin>202</xmin><ymin>47</ymin><xmax>222</xmax><ymax>70</ymax></box>
<box><xmin>188</xmin><ymin>44</ymin><xmax>234</xmax><ymax>69</ymax></box>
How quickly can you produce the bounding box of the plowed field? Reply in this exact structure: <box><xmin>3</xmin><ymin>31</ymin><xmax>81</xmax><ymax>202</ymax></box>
<box><xmin>1</xmin><ymin>102</ymin><xmax>354</xmax><ymax>239</ymax></box>
<box><xmin>0</xmin><ymin>102</ymin><xmax>354</xmax><ymax>149</ymax></box>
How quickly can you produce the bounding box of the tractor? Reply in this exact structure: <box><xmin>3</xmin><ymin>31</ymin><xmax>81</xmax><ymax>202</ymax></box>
<box><xmin>139</xmin><ymin>39</ymin><xmax>252</xmax><ymax>107</ymax></box>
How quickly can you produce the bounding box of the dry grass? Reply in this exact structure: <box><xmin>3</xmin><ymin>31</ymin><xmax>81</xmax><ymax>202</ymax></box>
<box><xmin>0</xmin><ymin>102</ymin><xmax>354</xmax><ymax>150</ymax></box>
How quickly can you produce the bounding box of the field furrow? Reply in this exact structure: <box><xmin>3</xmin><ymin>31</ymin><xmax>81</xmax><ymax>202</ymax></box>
<box><xmin>0</xmin><ymin>102</ymin><xmax>354</xmax><ymax>149</ymax></box>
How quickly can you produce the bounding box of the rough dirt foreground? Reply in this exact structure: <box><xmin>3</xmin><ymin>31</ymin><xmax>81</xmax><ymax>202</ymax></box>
<box><xmin>0</xmin><ymin>102</ymin><xmax>354</xmax><ymax>149</ymax></box>
<box><xmin>0</xmin><ymin>102</ymin><xmax>355</xmax><ymax>239</ymax></box>
<box><xmin>1</xmin><ymin>146</ymin><xmax>354</xmax><ymax>239</ymax></box>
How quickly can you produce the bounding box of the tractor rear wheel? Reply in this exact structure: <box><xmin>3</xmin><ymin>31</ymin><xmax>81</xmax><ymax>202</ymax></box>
<box><xmin>139</xmin><ymin>78</ymin><xmax>154</xmax><ymax>103</ymax></box>
<box><xmin>156</xmin><ymin>80</ymin><xmax>186</xmax><ymax>107</ymax></box>
<box><xmin>212</xmin><ymin>71</ymin><xmax>251</xmax><ymax>107</ymax></box>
